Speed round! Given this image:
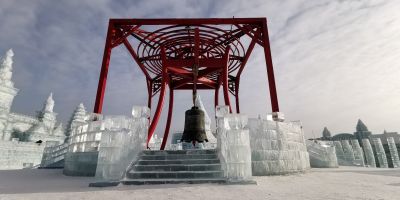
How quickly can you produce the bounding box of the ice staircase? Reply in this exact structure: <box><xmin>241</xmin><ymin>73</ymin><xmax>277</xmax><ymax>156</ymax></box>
<box><xmin>121</xmin><ymin>149</ymin><xmax>227</xmax><ymax>185</ymax></box>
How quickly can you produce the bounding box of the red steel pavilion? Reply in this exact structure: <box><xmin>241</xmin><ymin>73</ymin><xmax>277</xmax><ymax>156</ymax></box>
<box><xmin>93</xmin><ymin>18</ymin><xmax>280</xmax><ymax>150</ymax></box>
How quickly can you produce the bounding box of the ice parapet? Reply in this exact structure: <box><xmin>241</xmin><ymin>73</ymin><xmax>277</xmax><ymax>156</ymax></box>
<box><xmin>362</xmin><ymin>139</ymin><xmax>376</xmax><ymax>167</ymax></box>
<box><xmin>371</xmin><ymin>138</ymin><xmax>388</xmax><ymax>168</ymax></box>
<box><xmin>306</xmin><ymin>140</ymin><xmax>338</xmax><ymax>168</ymax></box>
<box><xmin>95</xmin><ymin>115</ymin><xmax>148</xmax><ymax>180</ymax></box>
<box><xmin>217</xmin><ymin>113</ymin><xmax>252</xmax><ymax>181</ymax></box>
<box><xmin>387</xmin><ymin>137</ymin><xmax>400</xmax><ymax>168</ymax></box>
<box><xmin>341</xmin><ymin>140</ymin><xmax>356</xmax><ymax>164</ymax></box>
<box><xmin>248</xmin><ymin>118</ymin><xmax>310</xmax><ymax>175</ymax></box>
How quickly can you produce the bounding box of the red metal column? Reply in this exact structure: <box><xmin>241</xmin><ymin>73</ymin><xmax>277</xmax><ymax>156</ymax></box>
<box><xmin>147</xmin><ymin>80</ymin><xmax>152</xmax><ymax>109</ymax></box>
<box><xmin>235</xmin><ymin>80</ymin><xmax>240</xmax><ymax>113</ymax></box>
<box><xmin>94</xmin><ymin>22</ymin><xmax>114</xmax><ymax>113</ymax></box>
<box><xmin>160</xmin><ymin>88</ymin><xmax>174</xmax><ymax>150</ymax></box>
<box><xmin>214</xmin><ymin>83</ymin><xmax>219</xmax><ymax>108</ymax></box>
<box><xmin>147</xmin><ymin>47</ymin><xmax>168</xmax><ymax>147</ymax></box>
<box><xmin>261</xmin><ymin>20</ymin><xmax>280</xmax><ymax>112</ymax></box>
<box><xmin>222</xmin><ymin>47</ymin><xmax>232</xmax><ymax>113</ymax></box>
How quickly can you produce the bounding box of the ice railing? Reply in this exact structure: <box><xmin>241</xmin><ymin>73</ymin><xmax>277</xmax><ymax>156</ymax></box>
<box><xmin>41</xmin><ymin>142</ymin><xmax>69</xmax><ymax>167</ymax></box>
<box><xmin>306</xmin><ymin>141</ymin><xmax>334</xmax><ymax>158</ymax></box>
<box><xmin>95</xmin><ymin>106</ymin><xmax>149</xmax><ymax>181</ymax></box>
<box><xmin>216</xmin><ymin>106</ymin><xmax>252</xmax><ymax>181</ymax></box>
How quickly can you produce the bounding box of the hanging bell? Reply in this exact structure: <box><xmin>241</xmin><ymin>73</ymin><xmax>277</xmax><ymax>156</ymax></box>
<box><xmin>181</xmin><ymin>106</ymin><xmax>208</xmax><ymax>143</ymax></box>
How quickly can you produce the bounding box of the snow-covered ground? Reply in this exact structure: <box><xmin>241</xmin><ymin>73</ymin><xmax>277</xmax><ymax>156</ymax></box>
<box><xmin>0</xmin><ymin>167</ymin><xmax>399</xmax><ymax>200</ymax></box>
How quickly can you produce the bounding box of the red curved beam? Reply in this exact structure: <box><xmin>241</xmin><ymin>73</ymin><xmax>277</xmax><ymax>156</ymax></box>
<box><xmin>160</xmin><ymin>88</ymin><xmax>174</xmax><ymax>150</ymax></box>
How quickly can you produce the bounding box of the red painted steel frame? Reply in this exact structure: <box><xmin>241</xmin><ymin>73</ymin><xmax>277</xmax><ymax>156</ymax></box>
<box><xmin>94</xmin><ymin>18</ymin><xmax>280</xmax><ymax>150</ymax></box>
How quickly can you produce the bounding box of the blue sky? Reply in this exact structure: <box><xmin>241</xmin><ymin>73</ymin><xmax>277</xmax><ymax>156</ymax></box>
<box><xmin>1</xmin><ymin>0</ymin><xmax>400</xmax><ymax>138</ymax></box>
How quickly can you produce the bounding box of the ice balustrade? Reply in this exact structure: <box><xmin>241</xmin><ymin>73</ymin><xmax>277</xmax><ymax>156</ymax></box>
<box><xmin>248</xmin><ymin>117</ymin><xmax>310</xmax><ymax>175</ymax></box>
<box><xmin>216</xmin><ymin>106</ymin><xmax>252</xmax><ymax>181</ymax></box>
<box><xmin>41</xmin><ymin>142</ymin><xmax>69</xmax><ymax>167</ymax></box>
<box><xmin>306</xmin><ymin>140</ymin><xmax>338</xmax><ymax>168</ymax></box>
<box><xmin>95</xmin><ymin>106</ymin><xmax>149</xmax><ymax>181</ymax></box>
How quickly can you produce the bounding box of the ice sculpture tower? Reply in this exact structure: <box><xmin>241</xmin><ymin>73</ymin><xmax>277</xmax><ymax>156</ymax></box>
<box><xmin>0</xmin><ymin>49</ymin><xmax>19</xmax><ymax>139</ymax></box>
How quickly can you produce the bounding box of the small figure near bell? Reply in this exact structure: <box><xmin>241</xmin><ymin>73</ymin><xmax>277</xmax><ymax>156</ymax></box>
<box><xmin>181</xmin><ymin>106</ymin><xmax>208</xmax><ymax>146</ymax></box>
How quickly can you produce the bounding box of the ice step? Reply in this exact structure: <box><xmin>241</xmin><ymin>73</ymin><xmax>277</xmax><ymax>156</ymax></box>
<box><xmin>121</xmin><ymin>178</ymin><xmax>227</xmax><ymax>185</ymax></box>
<box><xmin>142</xmin><ymin>149</ymin><xmax>217</xmax><ymax>155</ymax></box>
<box><xmin>127</xmin><ymin>170</ymin><xmax>224</xmax><ymax>179</ymax></box>
<box><xmin>140</xmin><ymin>154</ymin><xmax>217</xmax><ymax>160</ymax></box>
<box><xmin>137</xmin><ymin>159</ymin><xmax>220</xmax><ymax>165</ymax></box>
<box><xmin>132</xmin><ymin>164</ymin><xmax>222</xmax><ymax>171</ymax></box>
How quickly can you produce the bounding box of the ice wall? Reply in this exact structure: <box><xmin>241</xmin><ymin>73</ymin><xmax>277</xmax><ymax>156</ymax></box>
<box><xmin>248</xmin><ymin>118</ymin><xmax>310</xmax><ymax>175</ymax></box>
<box><xmin>0</xmin><ymin>140</ymin><xmax>44</xmax><ymax>169</ymax></box>
<box><xmin>216</xmin><ymin>106</ymin><xmax>252</xmax><ymax>181</ymax></box>
<box><xmin>387</xmin><ymin>137</ymin><xmax>400</xmax><ymax>168</ymax></box>
<box><xmin>371</xmin><ymin>138</ymin><xmax>388</xmax><ymax>168</ymax></box>
<box><xmin>306</xmin><ymin>140</ymin><xmax>338</xmax><ymax>168</ymax></box>
<box><xmin>350</xmin><ymin>140</ymin><xmax>365</xmax><ymax>166</ymax></box>
<box><xmin>362</xmin><ymin>139</ymin><xmax>376</xmax><ymax>167</ymax></box>
<box><xmin>95</xmin><ymin>108</ymin><xmax>149</xmax><ymax>180</ymax></box>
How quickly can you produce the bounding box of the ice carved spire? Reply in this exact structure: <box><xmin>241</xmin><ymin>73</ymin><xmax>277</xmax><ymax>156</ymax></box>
<box><xmin>72</xmin><ymin>103</ymin><xmax>87</xmax><ymax>122</ymax></box>
<box><xmin>0</xmin><ymin>49</ymin><xmax>15</xmax><ymax>87</ymax></box>
<box><xmin>43</xmin><ymin>93</ymin><xmax>55</xmax><ymax>113</ymax></box>
<box><xmin>66</xmin><ymin>103</ymin><xmax>87</xmax><ymax>138</ymax></box>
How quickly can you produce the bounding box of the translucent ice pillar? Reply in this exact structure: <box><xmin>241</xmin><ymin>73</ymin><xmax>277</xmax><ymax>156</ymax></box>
<box><xmin>362</xmin><ymin>139</ymin><xmax>376</xmax><ymax>167</ymax></box>
<box><xmin>387</xmin><ymin>137</ymin><xmax>400</xmax><ymax>168</ymax></box>
<box><xmin>371</xmin><ymin>138</ymin><xmax>388</xmax><ymax>168</ymax></box>
<box><xmin>333</xmin><ymin>141</ymin><xmax>346</xmax><ymax>165</ymax></box>
<box><xmin>341</xmin><ymin>140</ymin><xmax>355</xmax><ymax>164</ymax></box>
<box><xmin>350</xmin><ymin>140</ymin><xmax>365</xmax><ymax>166</ymax></box>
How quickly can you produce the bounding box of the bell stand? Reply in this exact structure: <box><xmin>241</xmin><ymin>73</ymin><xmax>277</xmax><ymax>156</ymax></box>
<box><xmin>93</xmin><ymin>18</ymin><xmax>280</xmax><ymax>151</ymax></box>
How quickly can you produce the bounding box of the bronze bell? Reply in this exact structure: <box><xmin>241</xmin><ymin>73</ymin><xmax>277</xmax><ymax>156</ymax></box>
<box><xmin>181</xmin><ymin>106</ymin><xmax>208</xmax><ymax>143</ymax></box>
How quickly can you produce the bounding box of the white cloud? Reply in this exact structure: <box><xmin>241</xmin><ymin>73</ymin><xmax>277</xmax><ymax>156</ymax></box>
<box><xmin>1</xmin><ymin>0</ymin><xmax>400</xmax><ymax>138</ymax></box>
